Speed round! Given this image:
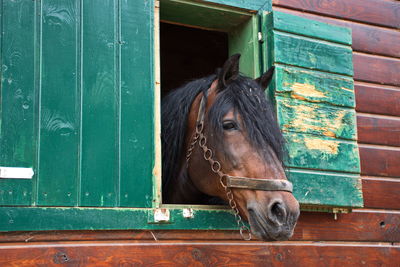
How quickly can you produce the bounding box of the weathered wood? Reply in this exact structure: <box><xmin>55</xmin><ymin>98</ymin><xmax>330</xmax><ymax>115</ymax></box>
<box><xmin>38</xmin><ymin>0</ymin><xmax>80</xmax><ymax>206</ymax></box>
<box><xmin>120</xmin><ymin>0</ymin><xmax>155</xmax><ymax>208</ymax></box>
<box><xmin>355</xmin><ymin>83</ymin><xmax>400</xmax><ymax>117</ymax></box>
<box><xmin>160</xmin><ymin>0</ymin><xmax>253</xmax><ymax>32</ymax></box>
<box><xmin>273</xmin><ymin>0</ymin><xmax>400</xmax><ymax>29</ymax></box>
<box><xmin>287</xmin><ymin>169</ymin><xmax>362</xmax><ymax>207</ymax></box>
<box><xmin>273</xmin><ymin>65</ymin><xmax>355</xmax><ymax>108</ymax></box>
<box><xmin>203</xmin><ymin>0</ymin><xmax>268</xmax><ymax>11</ymax></box>
<box><xmin>0</xmin><ymin>0</ymin><xmax>36</xmax><ymax>205</ymax></box>
<box><xmin>273</xmin><ymin>7</ymin><xmax>400</xmax><ymax>58</ymax></box>
<box><xmin>270</xmin><ymin>31</ymin><xmax>353</xmax><ymax>76</ymax></box>
<box><xmin>0</xmin><ymin>207</ymin><xmax>242</xmax><ymax>232</ymax></box>
<box><xmin>277</xmin><ymin>97</ymin><xmax>357</xmax><ymax>140</ymax></box>
<box><xmin>353</xmin><ymin>52</ymin><xmax>400</xmax><ymax>86</ymax></box>
<box><xmin>362</xmin><ymin>177</ymin><xmax>400</xmax><ymax>209</ymax></box>
<box><xmin>284</xmin><ymin>133</ymin><xmax>360</xmax><ymax>173</ymax></box>
<box><xmin>359</xmin><ymin>145</ymin><xmax>400</xmax><ymax>177</ymax></box>
<box><xmin>80</xmin><ymin>0</ymin><xmax>118</xmax><ymax>207</ymax></box>
<box><xmin>0</xmin><ymin>241</ymin><xmax>399</xmax><ymax>266</ymax></box>
<box><xmin>357</xmin><ymin>114</ymin><xmax>400</xmax><ymax>147</ymax></box>
<box><xmin>266</xmin><ymin>11</ymin><xmax>351</xmax><ymax>45</ymax></box>
<box><xmin>1</xmin><ymin>209</ymin><xmax>399</xmax><ymax>242</ymax></box>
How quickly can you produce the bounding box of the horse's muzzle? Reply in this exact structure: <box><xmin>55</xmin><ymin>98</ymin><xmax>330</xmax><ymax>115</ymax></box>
<box><xmin>247</xmin><ymin>199</ymin><xmax>300</xmax><ymax>241</ymax></box>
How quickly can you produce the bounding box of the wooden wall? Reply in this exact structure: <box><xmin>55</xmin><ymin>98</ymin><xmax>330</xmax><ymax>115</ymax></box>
<box><xmin>0</xmin><ymin>0</ymin><xmax>399</xmax><ymax>265</ymax></box>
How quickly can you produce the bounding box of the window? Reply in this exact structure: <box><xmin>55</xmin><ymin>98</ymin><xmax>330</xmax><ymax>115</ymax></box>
<box><xmin>0</xmin><ymin>0</ymin><xmax>362</xmax><ymax>232</ymax></box>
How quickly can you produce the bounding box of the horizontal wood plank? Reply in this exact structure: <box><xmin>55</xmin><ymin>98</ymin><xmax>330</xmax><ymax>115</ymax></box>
<box><xmin>285</xmin><ymin>133</ymin><xmax>360</xmax><ymax>173</ymax></box>
<box><xmin>267</xmin><ymin>11</ymin><xmax>352</xmax><ymax>45</ymax></box>
<box><xmin>273</xmin><ymin>0</ymin><xmax>400</xmax><ymax>29</ymax></box>
<box><xmin>357</xmin><ymin>114</ymin><xmax>400</xmax><ymax>147</ymax></box>
<box><xmin>278</xmin><ymin>97</ymin><xmax>357</xmax><ymax>140</ymax></box>
<box><xmin>0</xmin><ymin>240</ymin><xmax>399</xmax><ymax>266</ymax></box>
<box><xmin>272</xmin><ymin>31</ymin><xmax>353</xmax><ymax>76</ymax></box>
<box><xmin>355</xmin><ymin>83</ymin><xmax>400</xmax><ymax>116</ymax></box>
<box><xmin>359</xmin><ymin>145</ymin><xmax>400</xmax><ymax>177</ymax></box>
<box><xmin>362</xmin><ymin>177</ymin><xmax>400</xmax><ymax>210</ymax></box>
<box><xmin>273</xmin><ymin>7</ymin><xmax>400</xmax><ymax>58</ymax></box>
<box><xmin>274</xmin><ymin>65</ymin><xmax>355</xmax><ymax>108</ymax></box>
<box><xmin>287</xmin><ymin>169</ymin><xmax>362</xmax><ymax>207</ymax></box>
<box><xmin>0</xmin><ymin>209</ymin><xmax>399</xmax><ymax>242</ymax></box>
<box><xmin>353</xmin><ymin>52</ymin><xmax>400</xmax><ymax>86</ymax></box>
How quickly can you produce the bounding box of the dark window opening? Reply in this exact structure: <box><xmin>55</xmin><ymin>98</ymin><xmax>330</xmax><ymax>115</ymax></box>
<box><xmin>160</xmin><ymin>22</ymin><xmax>229</xmax><ymax>96</ymax></box>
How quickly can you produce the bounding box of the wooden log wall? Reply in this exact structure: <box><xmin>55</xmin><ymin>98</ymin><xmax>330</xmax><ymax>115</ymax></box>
<box><xmin>1</xmin><ymin>0</ymin><xmax>399</xmax><ymax>265</ymax></box>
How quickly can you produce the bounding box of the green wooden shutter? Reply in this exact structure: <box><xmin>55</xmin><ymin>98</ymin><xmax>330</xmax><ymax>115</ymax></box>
<box><xmin>262</xmin><ymin>11</ymin><xmax>363</xmax><ymax>210</ymax></box>
<box><xmin>0</xmin><ymin>0</ymin><xmax>155</xmax><ymax>208</ymax></box>
<box><xmin>0</xmin><ymin>0</ymin><xmax>37</xmax><ymax>205</ymax></box>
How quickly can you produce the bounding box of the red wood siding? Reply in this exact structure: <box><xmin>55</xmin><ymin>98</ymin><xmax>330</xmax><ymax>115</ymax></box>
<box><xmin>271</xmin><ymin>0</ymin><xmax>400</xmax><ymax>264</ymax></box>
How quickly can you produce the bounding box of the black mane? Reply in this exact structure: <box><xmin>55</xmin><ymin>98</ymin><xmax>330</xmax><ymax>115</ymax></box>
<box><xmin>161</xmin><ymin>72</ymin><xmax>285</xmax><ymax>200</ymax></box>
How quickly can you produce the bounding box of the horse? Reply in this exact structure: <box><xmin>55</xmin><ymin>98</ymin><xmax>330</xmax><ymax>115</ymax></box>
<box><xmin>161</xmin><ymin>54</ymin><xmax>300</xmax><ymax>241</ymax></box>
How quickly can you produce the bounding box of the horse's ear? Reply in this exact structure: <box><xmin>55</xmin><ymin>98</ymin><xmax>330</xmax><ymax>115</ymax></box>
<box><xmin>255</xmin><ymin>66</ymin><xmax>275</xmax><ymax>91</ymax></box>
<box><xmin>218</xmin><ymin>54</ymin><xmax>241</xmax><ymax>89</ymax></box>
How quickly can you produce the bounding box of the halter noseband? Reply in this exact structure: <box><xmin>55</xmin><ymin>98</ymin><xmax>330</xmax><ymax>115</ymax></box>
<box><xmin>186</xmin><ymin>92</ymin><xmax>293</xmax><ymax>193</ymax></box>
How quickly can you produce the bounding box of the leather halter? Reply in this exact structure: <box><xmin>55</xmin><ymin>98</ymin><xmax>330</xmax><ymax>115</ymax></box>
<box><xmin>188</xmin><ymin>92</ymin><xmax>293</xmax><ymax>193</ymax></box>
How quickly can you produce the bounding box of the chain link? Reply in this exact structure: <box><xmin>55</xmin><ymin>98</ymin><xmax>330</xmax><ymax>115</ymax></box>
<box><xmin>186</xmin><ymin>124</ymin><xmax>252</xmax><ymax>241</ymax></box>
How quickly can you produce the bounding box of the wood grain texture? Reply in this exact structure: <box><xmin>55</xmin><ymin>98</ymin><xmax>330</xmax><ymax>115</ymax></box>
<box><xmin>359</xmin><ymin>145</ymin><xmax>400</xmax><ymax>177</ymax></box>
<box><xmin>272</xmin><ymin>31</ymin><xmax>353</xmax><ymax>76</ymax></box>
<box><xmin>355</xmin><ymin>83</ymin><xmax>400</xmax><ymax>116</ymax></box>
<box><xmin>277</xmin><ymin>97</ymin><xmax>357</xmax><ymax>140</ymax></box>
<box><xmin>362</xmin><ymin>177</ymin><xmax>400</xmax><ymax>210</ymax></box>
<box><xmin>0</xmin><ymin>0</ymin><xmax>36</xmax><ymax>205</ymax></box>
<box><xmin>285</xmin><ymin>133</ymin><xmax>360</xmax><ymax>173</ymax></box>
<box><xmin>119</xmin><ymin>0</ymin><xmax>155</xmax><ymax>208</ymax></box>
<box><xmin>203</xmin><ymin>0</ymin><xmax>269</xmax><ymax>11</ymax></box>
<box><xmin>80</xmin><ymin>0</ymin><xmax>118</xmax><ymax>207</ymax></box>
<box><xmin>1</xmin><ymin>209</ymin><xmax>399</xmax><ymax>242</ymax></box>
<box><xmin>0</xmin><ymin>241</ymin><xmax>399</xmax><ymax>266</ymax></box>
<box><xmin>267</xmin><ymin>11</ymin><xmax>352</xmax><ymax>45</ymax></box>
<box><xmin>274</xmin><ymin>65</ymin><xmax>355</xmax><ymax>108</ymax></box>
<box><xmin>38</xmin><ymin>0</ymin><xmax>79</xmax><ymax>206</ymax></box>
<box><xmin>273</xmin><ymin>0</ymin><xmax>400</xmax><ymax>29</ymax></box>
<box><xmin>357</xmin><ymin>114</ymin><xmax>400</xmax><ymax>147</ymax></box>
<box><xmin>287</xmin><ymin>169</ymin><xmax>363</xmax><ymax>207</ymax></box>
<box><xmin>273</xmin><ymin>7</ymin><xmax>400</xmax><ymax>58</ymax></box>
<box><xmin>353</xmin><ymin>52</ymin><xmax>400</xmax><ymax>86</ymax></box>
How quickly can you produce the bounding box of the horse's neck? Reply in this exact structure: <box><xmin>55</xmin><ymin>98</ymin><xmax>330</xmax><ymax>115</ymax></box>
<box><xmin>166</xmin><ymin>168</ymin><xmax>208</xmax><ymax>204</ymax></box>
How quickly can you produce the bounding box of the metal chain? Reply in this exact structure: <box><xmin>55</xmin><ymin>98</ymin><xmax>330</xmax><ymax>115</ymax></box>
<box><xmin>186</xmin><ymin>122</ymin><xmax>252</xmax><ymax>241</ymax></box>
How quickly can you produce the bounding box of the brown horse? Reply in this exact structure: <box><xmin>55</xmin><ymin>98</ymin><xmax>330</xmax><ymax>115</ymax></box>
<box><xmin>162</xmin><ymin>54</ymin><xmax>299</xmax><ymax>241</ymax></box>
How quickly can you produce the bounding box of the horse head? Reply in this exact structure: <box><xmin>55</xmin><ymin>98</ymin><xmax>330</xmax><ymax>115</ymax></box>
<box><xmin>162</xmin><ymin>54</ymin><xmax>300</xmax><ymax>241</ymax></box>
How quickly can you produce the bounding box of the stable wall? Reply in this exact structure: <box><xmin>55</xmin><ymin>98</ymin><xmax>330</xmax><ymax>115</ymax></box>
<box><xmin>0</xmin><ymin>0</ymin><xmax>399</xmax><ymax>265</ymax></box>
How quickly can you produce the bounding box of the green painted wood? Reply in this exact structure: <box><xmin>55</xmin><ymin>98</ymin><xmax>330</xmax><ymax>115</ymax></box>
<box><xmin>266</xmin><ymin>11</ymin><xmax>352</xmax><ymax>45</ymax></box>
<box><xmin>160</xmin><ymin>0</ymin><xmax>252</xmax><ymax>32</ymax></box>
<box><xmin>80</xmin><ymin>0</ymin><xmax>118</xmax><ymax>207</ymax></box>
<box><xmin>274</xmin><ymin>65</ymin><xmax>355</xmax><ymax>108</ymax></box>
<box><xmin>203</xmin><ymin>0</ymin><xmax>269</xmax><ymax>11</ymax></box>
<box><xmin>263</xmin><ymin>11</ymin><xmax>362</xmax><ymax>209</ymax></box>
<box><xmin>37</xmin><ymin>0</ymin><xmax>79</xmax><ymax>206</ymax></box>
<box><xmin>120</xmin><ymin>0</ymin><xmax>155</xmax><ymax>208</ymax></box>
<box><xmin>0</xmin><ymin>0</ymin><xmax>36</xmax><ymax>205</ymax></box>
<box><xmin>276</xmin><ymin>97</ymin><xmax>357</xmax><ymax>140</ymax></box>
<box><xmin>284</xmin><ymin>133</ymin><xmax>360</xmax><ymax>174</ymax></box>
<box><xmin>228</xmin><ymin>15</ymin><xmax>260</xmax><ymax>78</ymax></box>
<box><xmin>271</xmin><ymin>31</ymin><xmax>353</xmax><ymax>76</ymax></box>
<box><xmin>0</xmin><ymin>207</ymin><xmax>241</xmax><ymax>232</ymax></box>
<box><xmin>288</xmin><ymin>169</ymin><xmax>363</xmax><ymax>207</ymax></box>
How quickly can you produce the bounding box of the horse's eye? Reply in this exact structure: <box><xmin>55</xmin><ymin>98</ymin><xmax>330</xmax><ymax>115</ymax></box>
<box><xmin>222</xmin><ymin>121</ymin><xmax>238</xmax><ymax>131</ymax></box>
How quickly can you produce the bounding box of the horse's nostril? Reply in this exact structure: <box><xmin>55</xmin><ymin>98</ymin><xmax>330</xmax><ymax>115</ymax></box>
<box><xmin>269</xmin><ymin>201</ymin><xmax>286</xmax><ymax>224</ymax></box>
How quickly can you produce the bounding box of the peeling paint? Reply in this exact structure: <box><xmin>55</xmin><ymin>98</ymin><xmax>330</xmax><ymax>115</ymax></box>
<box><xmin>304</xmin><ymin>137</ymin><xmax>339</xmax><ymax>154</ymax></box>
<box><xmin>291</xmin><ymin>82</ymin><xmax>326</xmax><ymax>99</ymax></box>
<box><xmin>341</xmin><ymin>87</ymin><xmax>353</xmax><ymax>92</ymax></box>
